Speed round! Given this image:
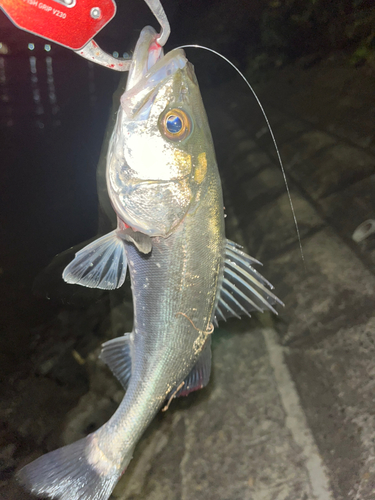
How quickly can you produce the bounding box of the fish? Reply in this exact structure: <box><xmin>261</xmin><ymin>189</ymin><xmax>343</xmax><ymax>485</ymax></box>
<box><xmin>17</xmin><ymin>25</ymin><xmax>283</xmax><ymax>500</ymax></box>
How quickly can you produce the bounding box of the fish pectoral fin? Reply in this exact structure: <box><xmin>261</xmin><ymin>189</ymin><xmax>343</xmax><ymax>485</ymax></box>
<box><xmin>173</xmin><ymin>337</ymin><xmax>212</xmax><ymax>398</ymax></box>
<box><xmin>63</xmin><ymin>231</ymin><xmax>127</xmax><ymax>290</ymax></box>
<box><xmin>214</xmin><ymin>239</ymin><xmax>284</xmax><ymax>323</ymax></box>
<box><xmin>117</xmin><ymin>227</ymin><xmax>152</xmax><ymax>254</ymax></box>
<box><xmin>99</xmin><ymin>334</ymin><xmax>132</xmax><ymax>390</ymax></box>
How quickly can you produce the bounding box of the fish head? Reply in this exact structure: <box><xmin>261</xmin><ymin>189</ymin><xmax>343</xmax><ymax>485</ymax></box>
<box><xmin>107</xmin><ymin>28</ymin><xmax>214</xmax><ymax>237</ymax></box>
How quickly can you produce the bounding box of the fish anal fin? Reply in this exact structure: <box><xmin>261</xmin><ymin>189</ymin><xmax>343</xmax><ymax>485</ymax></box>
<box><xmin>62</xmin><ymin>230</ymin><xmax>127</xmax><ymax>290</ymax></box>
<box><xmin>174</xmin><ymin>337</ymin><xmax>212</xmax><ymax>398</ymax></box>
<box><xmin>214</xmin><ymin>239</ymin><xmax>284</xmax><ymax>323</ymax></box>
<box><xmin>99</xmin><ymin>334</ymin><xmax>132</xmax><ymax>390</ymax></box>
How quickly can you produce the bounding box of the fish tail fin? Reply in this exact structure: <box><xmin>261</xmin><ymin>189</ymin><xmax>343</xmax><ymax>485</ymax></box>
<box><xmin>17</xmin><ymin>433</ymin><xmax>128</xmax><ymax>500</ymax></box>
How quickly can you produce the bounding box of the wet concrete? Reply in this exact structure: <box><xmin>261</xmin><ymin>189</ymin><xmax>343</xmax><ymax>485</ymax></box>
<box><xmin>1</xmin><ymin>21</ymin><xmax>375</xmax><ymax>500</ymax></box>
<box><xmin>205</xmin><ymin>54</ymin><xmax>375</xmax><ymax>499</ymax></box>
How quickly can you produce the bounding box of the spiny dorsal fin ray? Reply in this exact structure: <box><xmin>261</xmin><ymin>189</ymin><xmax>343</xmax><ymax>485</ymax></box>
<box><xmin>63</xmin><ymin>230</ymin><xmax>127</xmax><ymax>290</ymax></box>
<box><xmin>225</xmin><ymin>247</ymin><xmax>273</xmax><ymax>289</ymax></box>
<box><xmin>216</xmin><ymin>306</ymin><xmax>226</xmax><ymax>323</ymax></box>
<box><xmin>215</xmin><ymin>239</ymin><xmax>284</xmax><ymax>322</ymax></box>
<box><xmin>222</xmin><ymin>277</ymin><xmax>262</xmax><ymax>312</ymax></box>
<box><xmin>173</xmin><ymin>337</ymin><xmax>212</xmax><ymax>398</ymax></box>
<box><xmin>219</xmin><ymin>295</ymin><xmax>241</xmax><ymax>319</ymax></box>
<box><xmin>221</xmin><ymin>286</ymin><xmax>251</xmax><ymax>317</ymax></box>
<box><xmin>99</xmin><ymin>334</ymin><xmax>132</xmax><ymax>390</ymax></box>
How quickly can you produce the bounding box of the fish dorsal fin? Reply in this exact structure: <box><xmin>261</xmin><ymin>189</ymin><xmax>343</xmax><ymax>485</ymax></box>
<box><xmin>174</xmin><ymin>337</ymin><xmax>212</xmax><ymax>398</ymax></box>
<box><xmin>63</xmin><ymin>230</ymin><xmax>127</xmax><ymax>290</ymax></box>
<box><xmin>215</xmin><ymin>239</ymin><xmax>284</xmax><ymax>323</ymax></box>
<box><xmin>99</xmin><ymin>334</ymin><xmax>132</xmax><ymax>390</ymax></box>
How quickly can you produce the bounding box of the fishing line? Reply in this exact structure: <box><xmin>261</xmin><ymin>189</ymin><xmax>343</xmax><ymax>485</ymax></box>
<box><xmin>176</xmin><ymin>44</ymin><xmax>305</xmax><ymax>265</ymax></box>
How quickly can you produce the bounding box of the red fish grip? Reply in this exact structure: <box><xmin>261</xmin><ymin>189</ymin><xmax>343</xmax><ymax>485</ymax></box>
<box><xmin>0</xmin><ymin>0</ymin><xmax>116</xmax><ymax>50</ymax></box>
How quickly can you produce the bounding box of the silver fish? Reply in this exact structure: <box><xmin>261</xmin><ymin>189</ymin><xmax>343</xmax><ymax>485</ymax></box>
<box><xmin>18</xmin><ymin>26</ymin><xmax>283</xmax><ymax>500</ymax></box>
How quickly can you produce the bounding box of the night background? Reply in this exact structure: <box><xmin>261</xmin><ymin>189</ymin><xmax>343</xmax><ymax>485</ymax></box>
<box><xmin>1</xmin><ymin>1</ymin><xmax>375</xmax><ymax>499</ymax></box>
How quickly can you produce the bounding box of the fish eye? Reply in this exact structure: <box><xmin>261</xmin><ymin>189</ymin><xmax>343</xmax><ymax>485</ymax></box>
<box><xmin>160</xmin><ymin>108</ymin><xmax>192</xmax><ymax>141</ymax></box>
<box><xmin>166</xmin><ymin>115</ymin><xmax>182</xmax><ymax>134</ymax></box>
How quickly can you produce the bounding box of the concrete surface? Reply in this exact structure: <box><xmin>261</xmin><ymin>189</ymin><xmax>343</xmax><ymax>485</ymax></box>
<box><xmin>204</xmin><ymin>54</ymin><xmax>375</xmax><ymax>499</ymax></box>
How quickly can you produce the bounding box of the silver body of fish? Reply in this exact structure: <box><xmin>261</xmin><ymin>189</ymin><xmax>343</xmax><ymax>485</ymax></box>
<box><xmin>18</xmin><ymin>26</ymin><xmax>282</xmax><ymax>500</ymax></box>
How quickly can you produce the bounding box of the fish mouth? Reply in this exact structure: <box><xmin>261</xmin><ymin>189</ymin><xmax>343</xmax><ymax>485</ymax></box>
<box><xmin>121</xmin><ymin>27</ymin><xmax>187</xmax><ymax>120</ymax></box>
<box><xmin>126</xmin><ymin>26</ymin><xmax>163</xmax><ymax>91</ymax></box>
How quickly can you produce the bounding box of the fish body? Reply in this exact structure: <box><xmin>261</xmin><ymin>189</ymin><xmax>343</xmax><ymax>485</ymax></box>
<box><xmin>18</xmin><ymin>26</ymin><xmax>282</xmax><ymax>500</ymax></box>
